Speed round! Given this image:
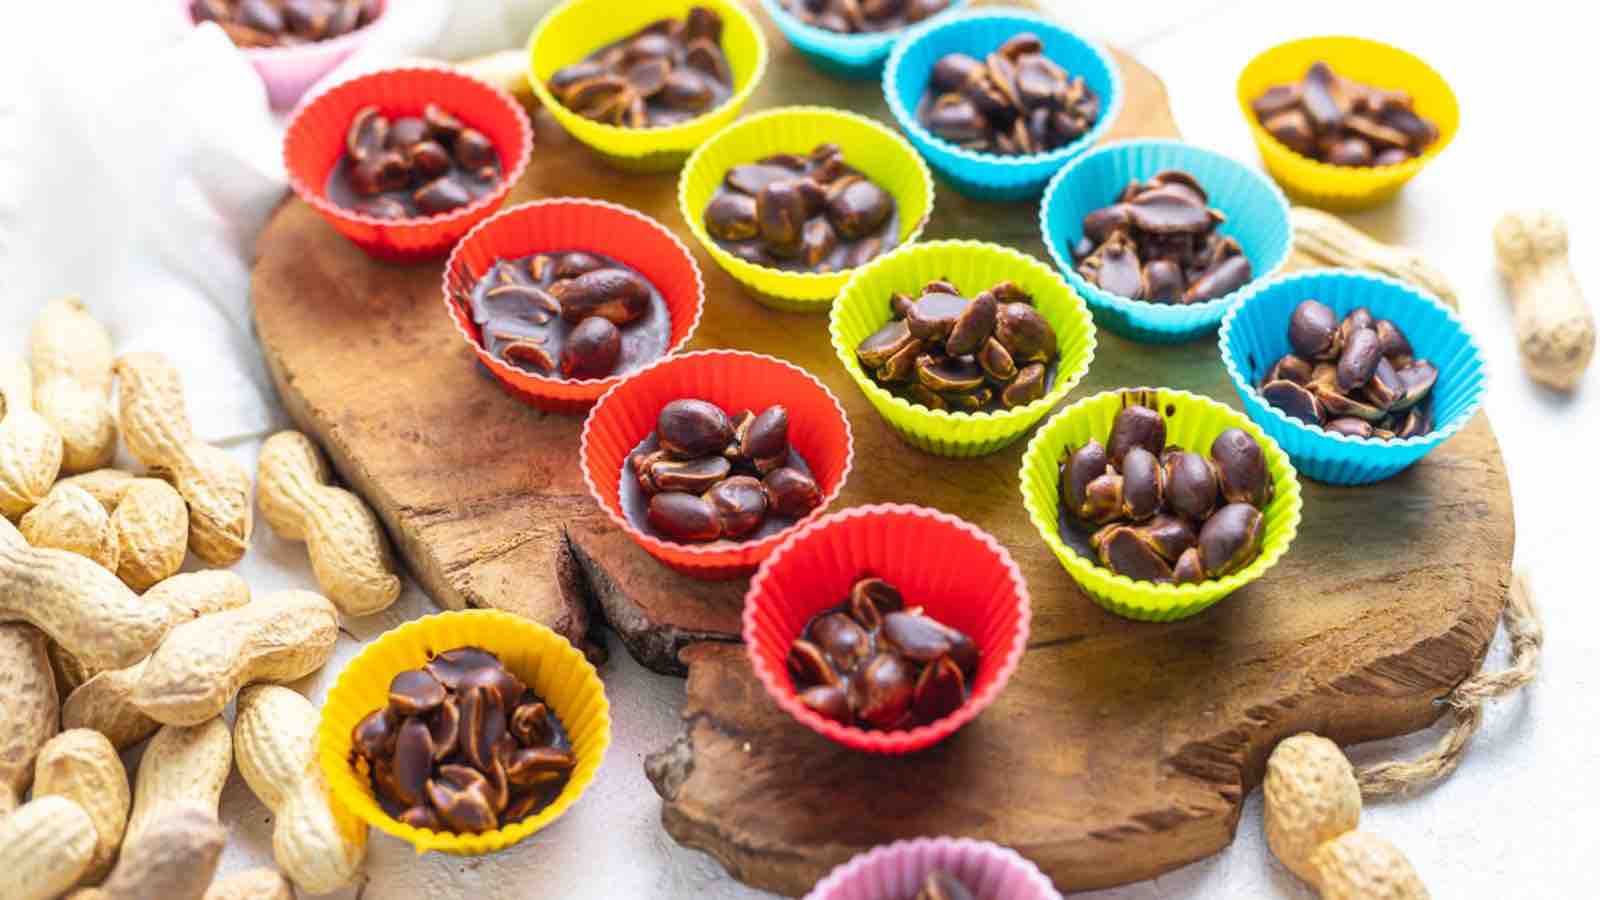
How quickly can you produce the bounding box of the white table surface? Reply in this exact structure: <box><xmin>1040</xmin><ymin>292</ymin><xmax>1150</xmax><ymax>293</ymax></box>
<box><xmin>3</xmin><ymin>1</ymin><xmax>1594</xmax><ymax>897</ymax></box>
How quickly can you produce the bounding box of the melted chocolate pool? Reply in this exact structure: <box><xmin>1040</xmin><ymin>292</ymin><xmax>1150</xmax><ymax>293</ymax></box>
<box><xmin>467</xmin><ymin>251</ymin><xmax>671</xmax><ymax>381</ymax></box>
<box><xmin>619</xmin><ymin>433</ymin><xmax>816</xmax><ymax>543</ymax></box>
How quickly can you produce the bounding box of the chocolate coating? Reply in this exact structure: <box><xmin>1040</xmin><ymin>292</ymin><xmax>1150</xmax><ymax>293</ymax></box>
<box><xmin>779</xmin><ymin>0</ymin><xmax>951</xmax><ymax>34</ymax></box>
<box><xmin>1251</xmin><ymin>60</ymin><xmax>1440</xmax><ymax>166</ymax></box>
<box><xmin>326</xmin><ymin>103</ymin><xmax>501</xmax><ymax>220</ymax></box>
<box><xmin>706</xmin><ymin>144</ymin><xmax>900</xmax><ymax>273</ymax></box>
<box><xmin>192</xmin><ymin>0</ymin><xmax>380</xmax><ymax>49</ymax></box>
<box><xmin>1072</xmin><ymin>169</ymin><xmax>1251</xmax><ymax>305</ymax></box>
<box><xmin>620</xmin><ymin>432</ymin><xmax>820</xmax><ymax>545</ymax></box>
<box><xmin>547</xmin><ymin>7</ymin><xmax>734</xmax><ymax>129</ymax></box>
<box><xmin>467</xmin><ymin>251</ymin><xmax>670</xmax><ymax>382</ymax></box>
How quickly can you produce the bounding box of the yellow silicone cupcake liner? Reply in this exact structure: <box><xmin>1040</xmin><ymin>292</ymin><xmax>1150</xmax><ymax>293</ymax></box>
<box><xmin>317</xmin><ymin>611</ymin><xmax>611</xmax><ymax>855</ymax></box>
<box><xmin>679</xmin><ymin>105</ymin><xmax>936</xmax><ymax>312</ymax></box>
<box><xmin>829</xmin><ymin>240</ymin><xmax>1097</xmax><ymax>457</ymax></box>
<box><xmin>1019</xmin><ymin>388</ymin><xmax>1303</xmax><ymax>621</ymax></box>
<box><xmin>1237</xmin><ymin>36</ymin><xmax>1459</xmax><ymax>211</ymax></box>
<box><xmin>528</xmin><ymin>0</ymin><xmax>768</xmax><ymax>173</ymax></box>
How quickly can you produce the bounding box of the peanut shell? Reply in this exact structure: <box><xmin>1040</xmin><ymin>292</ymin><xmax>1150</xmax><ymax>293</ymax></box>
<box><xmin>0</xmin><ymin>796</ymin><xmax>96</xmax><ymax>900</ymax></box>
<box><xmin>114</xmin><ymin>353</ymin><xmax>252</xmax><ymax>565</ymax></box>
<box><xmin>1308</xmin><ymin>830</ymin><xmax>1430</xmax><ymax>899</ymax></box>
<box><xmin>130</xmin><ymin>590</ymin><xmax>338</xmax><ymax>727</ymax></box>
<box><xmin>0</xmin><ymin>622</ymin><xmax>58</xmax><ymax>813</ymax></box>
<box><xmin>32</xmin><ymin>728</ymin><xmax>130</xmax><ymax>884</ymax></box>
<box><xmin>123</xmin><ymin>719</ymin><xmax>232</xmax><ymax>852</ymax></box>
<box><xmin>111</xmin><ymin>478</ymin><xmax>189</xmax><ymax>592</ymax></box>
<box><xmin>0</xmin><ymin>352</ymin><xmax>65</xmax><ymax>520</ymax></box>
<box><xmin>235</xmin><ymin>685</ymin><xmax>368</xmax><ymax>893</ymax></box>
<box><xmin>0</xmin><ymin>515</ymin><xmax>171</xmax><ymax>670</ymax></box>
<box><xmin>62</xmin><ymin>572</ymin><xmax>251</xmax><ymax>750</ymax></box>
<box><xmin>29</xmin><ymin>297</ymin><xmax>117</xmax><ymax>474</ymax></box>
<box><xmin>81</xmin><ymin>805</ymin><xmax>225</xmax><ymax>900</ymax></box>
<box><xmin>56</xmin><ymin>469</ymin><xmax>136</xmax><ymax>512</ymax></box>
<box><xmin>1264</xmin><ymin>732</ymin><xmax>1361</xmax><ymax>884</ymax></box>
<box><xmin>257</xmin><ymin>431</ymin><xmax>400</xmax><ymax>616</ymax></box>
<box><xmin>20</xmin><ymin>483</ymin><xmax>120</xmax><ymax>572</ymax></box>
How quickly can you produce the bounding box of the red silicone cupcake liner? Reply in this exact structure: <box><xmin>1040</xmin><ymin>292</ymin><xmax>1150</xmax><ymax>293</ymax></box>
<box><xmin>805</xmin><ymin>837</ymin><xmax>1062</xmax><ymax>900</ymax></box>
<box><xmin>445</xmin><ymin>199</ymin><xmax>706</xmax><ymax>414</ymax></box>
<box><xmin>283</xmin><ymin>65</ymin><xmax>533</xmax><ymax>262</ymax></box>
<box><xmin>743</xmin><ymin>504</ymin><xmax>1030</xmax><ymax>754</ymax></box>
<box><xmin>181</xmin><ymin>0</ymin><xmax>389</xmax><ymax>110</ymax></box>
<box><xmin>580</xmin><ymin>350</ymin><xmax>854</xmax><ymax>579</ymax></box>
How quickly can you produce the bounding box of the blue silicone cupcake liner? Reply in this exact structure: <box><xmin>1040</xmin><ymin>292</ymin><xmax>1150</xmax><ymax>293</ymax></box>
<box><xmin>760</xmin><ymin>0</ymin><xmax>970</xmax><ymax>80</ymax></box>
<box><xmin>883</xmin><ymin>8</ymin><xmax>1122</xmax><ymax>201</ymax></box>
<box><xmin>1041</xmin><ymin>139</ymin><xmax>1292</xmax><ymax>344</ymax></box>
<box><xmin>1219</xmin><ymin>269</ymin><xmax>1487</xmax><ymax>485</ymax></box>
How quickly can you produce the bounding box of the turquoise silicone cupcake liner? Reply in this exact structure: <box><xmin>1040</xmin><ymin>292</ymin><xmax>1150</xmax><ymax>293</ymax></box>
<box><xmin>1219</xmin><ymin>269</ymin><xmax>1487</xmax><ymax>485</ymax></box>
<box><xmin>1041</xmin><ymin>139</ymin><xmax>1293</xmax><ymax>344</ymax></box>
<box><xmin>1019</xmin><ymin>388</ymin><xmax>1302</xmax><ymax>621</ymax></box>
<box><xmin>829</xmin><ymin>240</ymin><xmax>1097</xmax><ymax>458</ymax></box>
<box><xmin>760</xmin><ymin>0</ymin><xmax>970</xmax><ymax>79</ymax></box>
<box><xmin>884</xmin><ymin>8</ymin><xmax>1122</xmax><ymax>201</ymax></box>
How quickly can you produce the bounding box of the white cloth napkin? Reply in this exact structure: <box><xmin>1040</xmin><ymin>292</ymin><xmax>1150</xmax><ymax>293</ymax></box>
<box><xmin>1</xmin><ymin>0</ymin><xmax>560</xmax><ymax>440</ymax></box>
<box><xmin>0</xmin><ymin>5</ymin><xmax>776</xmax><ymax>898</ymax></box>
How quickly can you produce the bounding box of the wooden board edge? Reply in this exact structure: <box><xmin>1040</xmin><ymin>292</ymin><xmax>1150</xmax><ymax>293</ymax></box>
<box><xmin>646</xmin><ymin>416</ymin><xmax>1515</xmax><ymax>895</ymax></box>
<box><xmin>648</xmin><ymin>568</ymin><xmax>1508</xmax><ymax>894</ymax></box>
<box><xmin>251</xmin><ymin>281</ymin><xmax>596</xmax><ymax>646</ymax></box>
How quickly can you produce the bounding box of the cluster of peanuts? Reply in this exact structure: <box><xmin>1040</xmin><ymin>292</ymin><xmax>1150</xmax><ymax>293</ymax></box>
<box><xmin>0</xmin><ymin>297</ymin><xmax>405</xmax><ymax>899</ymax></box>
<box><xmin>1265</xmin><ymin>733</ymin><xmax>1430</xmax><ymax>899</ymax></box>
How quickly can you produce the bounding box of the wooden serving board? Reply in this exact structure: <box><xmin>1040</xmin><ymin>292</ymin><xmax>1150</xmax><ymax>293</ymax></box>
<box><xmin>250</xmin><ymin>1</ymin><xmax>1513</xmax><ymax>894</ymax></box>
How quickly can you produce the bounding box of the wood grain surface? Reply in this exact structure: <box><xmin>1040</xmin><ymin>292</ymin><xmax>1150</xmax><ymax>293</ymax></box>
<box><xmin>250</xmin><ymin>0</ymin><xmax>1512</xmax><ymax>894</ymax></box>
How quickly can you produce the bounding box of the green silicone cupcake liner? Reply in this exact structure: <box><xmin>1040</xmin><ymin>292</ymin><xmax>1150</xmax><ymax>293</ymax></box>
<box><xmin>679</xmin><ymin>105</ymin><xmax>936</xmax><ymax>311</ymax></box>
<box><xmin>528</xmin><ymin>0</ymin><xmax>769</xmax><ymax>172</ymax></box>
<box><xmin>1018</xmin><ymin>388</ymin><xmax>1303</xmax><ymax>621</ymax></box>
<box><xmin>829</xmin><ymin>240</ymin><xmax>1097</xmax><ymax>457</ymax></box>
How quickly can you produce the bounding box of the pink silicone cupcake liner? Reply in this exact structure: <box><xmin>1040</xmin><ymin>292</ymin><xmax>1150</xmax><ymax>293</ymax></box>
<box><xmin>445</xmin><ymin>198</ymin><xmax>705</xmax><ymax>413</ymax></box>
<box><xmin>182</xmin><ymin>0</ymin><xmax>389</xmax><ymax>110</ymax></box>
<box><xmin>580</xmin><ymin>350</ymin><xmax>855</xmax><ymax>580</ymax></box>
<box><xmin>284</xmin><ymin>64</ymin><xmax>533</xmax><ymax>262</ymax></box>
<box><xmin>743</xmin><ymin>504</ymin><xmax>1030</xmax><ymax>754</ymax></box>
<box><xmin>806</xmin><ymin>837</ymin><xmax>1061</xmax><ymax>900</ymax></box>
